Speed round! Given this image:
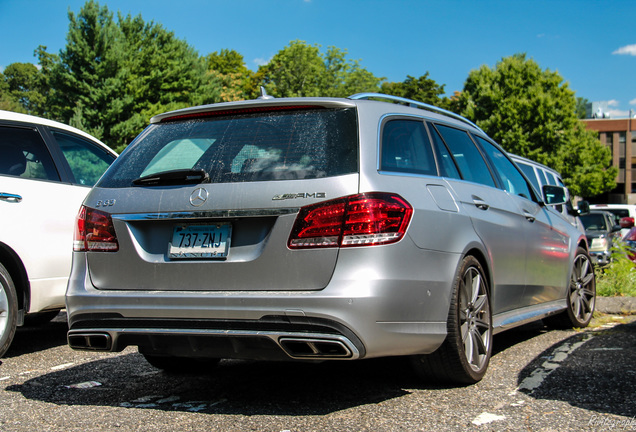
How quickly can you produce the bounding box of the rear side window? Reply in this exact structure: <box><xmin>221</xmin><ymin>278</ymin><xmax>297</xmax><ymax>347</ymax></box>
<box><xmin>380</xmin><ymin>119</ymin><xmax>436</xmax><ymax>176</ymax></box>
<box><xmin>434</xmin><ymin>124</ymin><xmax>495</xmax><ymax>187</ymax></box>
<box><xmin>99</xmin><ymin>108</ymin><xmax>358</xmax><ymax>187</ymax></box>
<box><xmin>0</xmin><ymin>125</ymin><xmax>59</xmax><ymax>181</ymax></box>
<box><xmin>52</xmin><ymin>130</ymin><xmax>115</xmax><ymax>186</ymax></box>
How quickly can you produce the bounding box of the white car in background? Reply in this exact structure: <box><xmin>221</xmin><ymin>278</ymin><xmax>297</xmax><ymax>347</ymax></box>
<box><xmin>0</xmin><ymin>110</ymin><xmax>117</xmax><ymax>357</ymax></box>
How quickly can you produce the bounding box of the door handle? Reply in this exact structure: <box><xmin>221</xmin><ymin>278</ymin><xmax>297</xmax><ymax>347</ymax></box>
<box><xmin>523</xmin><ymin>211</ymin><xmax>536</xmax><ymax>222</ymax></box>
<box><xmin>472</xmin><ymin>198</ymin><xmax>489</xmax><ymax>210</ymax></box>
<box><xmin>0</xmin><ymin>193</ymin><xmax>22</xmax><ymax>203</ymax></box>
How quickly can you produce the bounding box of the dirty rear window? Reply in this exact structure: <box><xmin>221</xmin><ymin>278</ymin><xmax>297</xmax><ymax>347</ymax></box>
<box><xmin>98</xmin><ymin>108</ymin><xmax>358</xmax><ymax>187</ymax></box>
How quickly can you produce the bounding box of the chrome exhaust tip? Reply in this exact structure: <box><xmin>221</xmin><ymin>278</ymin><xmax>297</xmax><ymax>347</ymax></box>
<box><xmin>279</xmin><ymin>337</ymin><xmax>354</xmax><ymax>359</ymax></box>
<box><xmin>68</xmin><ymin>332</ymin><xmax>112</xmax><ymax>351</ymax></box>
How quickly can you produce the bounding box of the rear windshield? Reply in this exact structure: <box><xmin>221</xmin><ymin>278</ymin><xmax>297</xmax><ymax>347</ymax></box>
<box><xmin>98</xmin><ymin>108</ymin><xmax>358</xmax><ymax>187</ymax></box>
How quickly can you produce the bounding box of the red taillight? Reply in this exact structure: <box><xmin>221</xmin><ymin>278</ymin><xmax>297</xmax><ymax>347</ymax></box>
<box><xmin>288</xmin><ymin>193</ymin><xmax>413</xmax><ymax>249</ymax></box>
<box><xmin>73</xmin><ymin>206</ymin><xmax>119</xmax><ymax>252</ymax></box>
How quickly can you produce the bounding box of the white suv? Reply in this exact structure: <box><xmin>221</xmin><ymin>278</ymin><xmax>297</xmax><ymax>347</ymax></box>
<box><xmin>0</xmin><ymin>110</ymin><xmax>117</xmax><ymax>357</ymax></box>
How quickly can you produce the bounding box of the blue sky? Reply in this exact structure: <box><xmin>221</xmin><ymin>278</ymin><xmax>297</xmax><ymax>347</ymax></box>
<box><xmin>1</xmin><ymin>0</ymin><xmax>635</xmax><ymax>117</ymax></box>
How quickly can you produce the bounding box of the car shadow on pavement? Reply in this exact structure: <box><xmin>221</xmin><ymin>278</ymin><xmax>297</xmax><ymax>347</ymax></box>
<box><xmin>4</xmin><ymin>312</ymin><xmax>68</xmax><ymax>358</ymax></box>
<box><xmin>5</xmin><ymin>353</ymin><xmax>431</xmax><ymax>416</ymax></box>
<box><xmin>516</xmin><ymin>320</ymin><xmax>636</xmax><ymax>418</ymax></box>
<box><xmin>491</xmin><ymin>320</ymin><xmax>548</xmax><ymax>356</ymax></box>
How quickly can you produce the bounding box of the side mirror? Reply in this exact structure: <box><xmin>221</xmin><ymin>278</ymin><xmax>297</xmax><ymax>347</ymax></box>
<box><xmin>620</xmin><ymin>217</ymin><xmax>634</xmax><ymax>229</ymax></box>
<box><xmin>542</xmin><ymin>185</ymin><xmax>567</xmax><ymax>206</ymax></box>
<box><xmin>577</xmin><ymin>200</ymin><xmax>590</xmax><ymax>216</ymax></box>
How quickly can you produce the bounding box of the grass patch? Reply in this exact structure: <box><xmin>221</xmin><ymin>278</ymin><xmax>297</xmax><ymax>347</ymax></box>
<box><xmin>595</xmin><ymin>241</ymin><xmax>636</xmax><ymax>297</ymax></box>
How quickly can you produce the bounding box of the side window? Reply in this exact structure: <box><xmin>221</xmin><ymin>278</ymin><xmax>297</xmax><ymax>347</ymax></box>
<box><xmin>429</xmin><ymin>125</ymin><xmax>461</xmax><ymax>179</ymax></box>
<box><xmin>475</xmin><ymin>136</ymin><xmax>534</xmax><ymax>201</ymax></box>
<box><xmin>52</xmin><ymin>131</ymin><xmax>115</xmax><ymax>186</ymax></box>
<box><xmin>544</xmin><ymin>170</ymin><xmax>557</xmax><ymax>186</ymax></box>
<box><xmin>516</xmin><ymin>161</ymin><xmax>541</xmax><ymax>194</ymax></box>
<box><xmin>536</xmin><ymin>168</ymin><xmax>549</xmax><ymax>187</ymax></box>
<box><xmin>380</xmin><ymin>119</ymin><xmax>437</xmax><ymax>176</ymax></box>
<box><xmin>434</xmin><ymin>124</ymin><xmax>495</xmax><ymax>187</ymax></box>
<box><xmin>0</xmin><ymin>125</ymin><xmax>59</xmax><ymax>181</ymax></box>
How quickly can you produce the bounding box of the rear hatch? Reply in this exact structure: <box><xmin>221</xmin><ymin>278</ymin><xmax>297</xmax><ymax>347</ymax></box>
<box><xmin>81</xmin><ymin>102</ymin><xmax>360</xmax><ymax>292</ymax></box>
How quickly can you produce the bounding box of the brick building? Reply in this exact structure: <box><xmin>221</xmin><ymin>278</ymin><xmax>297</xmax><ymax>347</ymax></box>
<box><xmin>582</xmin><ymin>117</ymin><xmax>636</xmax><ymax>204</ymax></box>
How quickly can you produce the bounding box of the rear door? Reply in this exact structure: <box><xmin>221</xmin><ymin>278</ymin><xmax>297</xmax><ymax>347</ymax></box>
<box><xmin>430</xmin><ymin>123</ymin><xmax>529</xmax><ymax>314</ymax></box>
<box><xmin>0</xmin><ymin>123</ymin><xmax>115</xmax><ymax>311</ymax></box>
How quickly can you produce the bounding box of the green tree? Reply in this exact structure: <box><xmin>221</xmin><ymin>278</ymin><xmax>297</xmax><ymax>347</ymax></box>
<box><xmin>206</xmin><ymin>49</ymin><xmax>253</xmax><ymax>101</ymax></box>
<box><xmin>2</xmin><ymin>63</ymin><xmax>44</xmax><ymax>114</ymax></box>
<box><xmin>261</xmin><ymin>40</ymin><xmax>325</xmax><ymax>97</ymax></box>
<box><xmin>576</xmin><ymin>97</ymin><xmax>589</xmax><ymax>119</ymax></box>
<box><xmin>0</xmin><ymin>71</ymin><xmax>25</xmax><ymax>112</ymax></box>
<box><xmin>46</xmin><ymin>1</ymin><xmax>220</xmax><ymax>150</ymax></box>
<box><xmin>381</xmin><ymin>73</ymin><xmax>447</xmax><ymax>107</ymax></box>
<box><xmin>260</xmin><ymin>40</ymin><xmax>382</xmax><ymax>98</ymax></box>
<box><xmin>48</xmin><ymin>0</ymin><xmax>126</xmax><ymax>141</ymax></box>
<box><xmin>455</xmin><ymin>53</ymin><xmax>616</xmax><ymax>197</ymax></box>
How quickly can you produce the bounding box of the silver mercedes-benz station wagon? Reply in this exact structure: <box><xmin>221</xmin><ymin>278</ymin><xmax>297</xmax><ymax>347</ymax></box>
<box><xmin>66</xmin><ymin>92</ymin><xmax>595</xmax><ymax>384</ymax></box>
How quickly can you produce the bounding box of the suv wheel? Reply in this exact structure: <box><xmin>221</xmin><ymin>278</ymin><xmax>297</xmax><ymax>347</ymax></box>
<box><xmin>545</xmin><ymin>247</ymin><xmax>595</xmax><ymax>329</ymax></box>
<box><xmin>0</xmin><ymin>263</ymin><xmax>18</xmax><ymax>358</ymax></box>
<box><xmin>411</xmin><ymin>256</ymin><xmax>492</xmax><ymax>384</ymax></box>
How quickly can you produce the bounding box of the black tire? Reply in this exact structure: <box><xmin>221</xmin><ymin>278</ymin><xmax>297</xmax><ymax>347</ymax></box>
<box><xmin>0</xmin><ymin>262</ymin><xmax>18</xmax><ymax>358</ymax></box>
<box><xmin>544</xmin><ymin>247</ymin><xmax>596</xmax><ymax>329</ymax></box>
<box><xmin>142</xmin><ymin>353</ymin><xmax>220</xmax><ymax>374</ymax></box>
<box><xmin>23</xmin><ymin>310</ymin><xmax>61</xmax><ymax>326</ymax></box>
<box><xmin>411</xmin><ymin>255</ymin><xmax>492</xmax><ymax>384</ymax></box>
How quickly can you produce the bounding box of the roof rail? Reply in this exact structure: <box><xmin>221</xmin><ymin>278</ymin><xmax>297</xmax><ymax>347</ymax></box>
<box><xmin>348</xmin><ymin>92</ymin><xmax>484</xmax><ymax>133</ymax></box>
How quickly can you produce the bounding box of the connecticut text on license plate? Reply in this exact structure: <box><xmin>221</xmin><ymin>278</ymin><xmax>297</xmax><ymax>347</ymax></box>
<box><xmin>169</xmin><ymin>224</ymin><xmax>231</xmax><ymax>259</ymax></box>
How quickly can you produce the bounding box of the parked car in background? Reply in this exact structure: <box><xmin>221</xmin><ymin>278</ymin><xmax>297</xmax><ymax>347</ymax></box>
<box><xmin>510</xmin><ymin>154</ymin><xmax>585</xmax><ymax>232</ymax></box>
<box><xmin>66</xmin><ymin>92</ymin><xmax>595</xmax><ymax>385</ymax></box>
<box><xmin>622</xmin><ymin>227</ymin><xmax>636</xmax><ymax>262</ymax></box>
<box><xmin>590</xmin><ymin>204</ymin><xmax>636</xmax><ymax>238</ymax></box>
<box><xmin>579</xmin><ymin>210</ymin><xmax>622</xmax><ymax>266</ymax></box>
<box><xmin>0</xmin><ymin>110</ymin><xmax>117</xmax><ymax>357</ymax></box>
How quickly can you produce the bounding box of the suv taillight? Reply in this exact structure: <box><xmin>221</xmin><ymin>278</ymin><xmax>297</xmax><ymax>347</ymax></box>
<box><xmin>73</xmin><ymin>206</ymin><xmax>119</xmax><ymax>252</ymax></box>
<box><xmin>288</xmin><ymin>193</ymin><xmax>413</xmax><ymax>249</ymax></box>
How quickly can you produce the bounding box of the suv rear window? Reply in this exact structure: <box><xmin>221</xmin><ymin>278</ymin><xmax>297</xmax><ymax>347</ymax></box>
<box><xmin>98</xmin><ymin>108</ymin><xmax>358</xmax><ymax>187</ymax></box>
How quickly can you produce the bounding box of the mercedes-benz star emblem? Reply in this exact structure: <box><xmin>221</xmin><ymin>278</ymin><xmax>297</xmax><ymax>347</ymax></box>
<box><xmin>189</xmin><ymin>188</ymin><xmax>208</xmax><ymax>207</ymax></box>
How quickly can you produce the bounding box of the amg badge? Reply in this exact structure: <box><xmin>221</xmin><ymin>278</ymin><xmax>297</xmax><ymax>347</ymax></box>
<box><xmin>272</xmin><ymin>192</ymin><xmax>326</xmax><ymax>201</ymax></box>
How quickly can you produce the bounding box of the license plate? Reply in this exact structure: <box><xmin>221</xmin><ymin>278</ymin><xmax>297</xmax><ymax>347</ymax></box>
<box><xmin>169</xmin><ymin>224</ymin><xmax>231</xmax><ymax>259</ymax></box>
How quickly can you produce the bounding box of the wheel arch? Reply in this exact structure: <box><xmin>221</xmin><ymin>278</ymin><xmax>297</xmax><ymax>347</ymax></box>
<box><xmin>0</xmin><ymin>242</ymin><xmax>30</xmax><ymax>316</ymax></box>
<box><xmin>463</xmin><ymin>247</ymin><xmax>493</xmax><ymax>296</ymax></box>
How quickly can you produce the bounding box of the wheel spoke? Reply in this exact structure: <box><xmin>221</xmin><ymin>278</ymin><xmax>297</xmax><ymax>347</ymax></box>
<box><xmin>471</xmin><ymin>272</ymin><xmax>481</xmax><ymax>304</ymax></box>
<box><xmin>461</xmin><ymin>321</ymin><xmax>469</xmax><ymax>341</ymax></box>
<box><xmin>474</xmin><ymin>317</ymin><xmax>490</xmax><ymax>329</ymax></box>
<box><xmin>473</xmin><ymin>294</ymin><xmax>487</xmax><ymax>314</ymax></box>
<box><xmin>473</xmin><ymin>328</ymin><xmax>487</xmax><ymax>355</ymax></box>
<box><xmin>581</xmin><ymin>273</ymin><xmax>595</xmax><ymax>286</ymax></box>
<box><xmin>464</xmin><ymin>331</ymin><xmax>475</xmax><ymax>365</ymax></box>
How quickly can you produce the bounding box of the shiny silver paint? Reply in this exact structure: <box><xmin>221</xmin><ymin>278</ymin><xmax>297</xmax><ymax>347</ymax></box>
<box><xmin>66</xmin><ymin>96</ymin><xmax>589</xmax><ymax>362</ymax></box>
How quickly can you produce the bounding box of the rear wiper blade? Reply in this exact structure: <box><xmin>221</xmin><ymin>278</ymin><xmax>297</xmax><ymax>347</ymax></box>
<box><xmin>132</xmin><ymin>169</ymin><xmax>210</xmax><ymax>186</ymax></box>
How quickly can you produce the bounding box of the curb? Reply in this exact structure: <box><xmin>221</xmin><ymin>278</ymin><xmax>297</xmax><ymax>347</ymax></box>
<box><xmin>595</xmin><ymin>297</ymin><xmax>636</xmax><ymax>315</ymax></box>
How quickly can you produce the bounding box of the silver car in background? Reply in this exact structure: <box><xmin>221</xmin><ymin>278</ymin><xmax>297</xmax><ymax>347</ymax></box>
<box><xmin>66</xmin><ymin>93</ymin><xmax>595</xmax><ymax>384</ymax></box>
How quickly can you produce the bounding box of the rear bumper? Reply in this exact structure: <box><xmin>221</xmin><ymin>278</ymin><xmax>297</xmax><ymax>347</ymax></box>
<box><xmin>66</xmin><ymin>246</ymin><xmax>459</xmax><ymax>360</ymax></box>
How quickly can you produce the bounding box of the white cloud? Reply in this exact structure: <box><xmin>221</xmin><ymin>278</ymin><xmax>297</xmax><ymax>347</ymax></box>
<box><xmin>630</xmin><ymin>98</ymin><xmax>636</xmax><ymax>105</ymax></box>
<box><xmin>606</xmin><ymin>99</ymin><xmax>620</xmax><ymax>107</ymax></box>
<box><xmin>608</xmin><ymin>109</ymin><xmax>630</xmax><ymax>118</ymax></box>
<box><xmin>253</xmin><ymin>57</ymin><xmax>271</xmax><ymax>67</ymax></box>
<box><xmin>613</xmin><ymin>44</ymin><xmax>636</xmax><ymax>56</ymax></box>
